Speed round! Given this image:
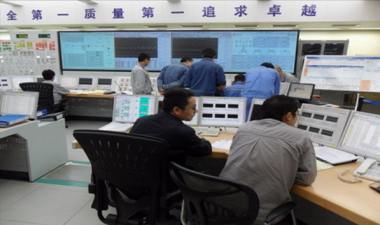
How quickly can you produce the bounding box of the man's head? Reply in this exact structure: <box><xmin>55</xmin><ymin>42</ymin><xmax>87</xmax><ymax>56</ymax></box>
<box><xmin>260</xmin><ymin>62</ymin><xmax>275</xmax><ymax>69</ymax></box>
<box><xmin>202</xmin><ymin>48</ymin><xmax>217</xmax><ymax>59</ymax></box>
<box><xmin>163</xmin><ymin>88</ymin><xmax>197</xmax><ymax>121</ymax></box>
<box><xmin>261</xmin><ymin>95</ymin><xmax>299</xmax><ymax>126</ymax></box>
<box><xmin>42</xmin><ymin>69</ymin><xmax>55</xmax><ymax>81</ymax></box>
<box><xmin>233</xmin><ymin>73</ymin><xmax>245</xmax><ymax>84</ymax></box>
<box><xmin>180</xmin><ymin>57</ymin><xmax>193</xmax><ymax>67</ymax></box>
<box><xmin>138</xmin><ymin>53</ymin><xmax>151</xmax><ymax>67</ymax></box>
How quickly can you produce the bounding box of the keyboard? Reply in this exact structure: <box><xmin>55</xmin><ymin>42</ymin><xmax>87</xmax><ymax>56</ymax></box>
<box><xmin>193</xmin><ymin>127</ymin><xmax>220</xmax><ymax>137</ymax></box>
<box><xmin>314</xmin><ymin>145</ymin><xmax>358</xmax><ymax>165</ymax></box>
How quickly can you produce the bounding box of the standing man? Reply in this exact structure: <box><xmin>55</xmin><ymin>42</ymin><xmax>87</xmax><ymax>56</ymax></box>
<box><xmin>157</xmin><ymin>57</ymin><xmax>193</xmax><ymax>94</ymax></box>
<box><xmin>220</xmin><ymin>95</ymin><xmax>317</xmax><ymax>225</ymax></box>
<box><xmin>131</xmin><ymin>53</ymin><xmax>153</xmax><ymax>95</ymax></box>
<box><xmin>184</xmin><ymin>48</ymin><xmax>226</xmax><ymax>96</ymax></box>
<box><xmin>223</xmin><ymin>73</ymin><xmax>245</xmax><ymax>97</ymax></box>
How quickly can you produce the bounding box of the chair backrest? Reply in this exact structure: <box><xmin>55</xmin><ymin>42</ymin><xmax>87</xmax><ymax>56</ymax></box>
<box><xmin>19</xmin><ymin>82</ymin><xmax>54</xmax><ymax>113</ymax></box>
<box><xmin>170</xmin><ymin>162</ymin><xmax>260</xmax><ymax>225</ymax></box>
<box><xmin>73</xmin><ymin>129</ymin><xmax>169</xmax><ymax>199</ymax></box>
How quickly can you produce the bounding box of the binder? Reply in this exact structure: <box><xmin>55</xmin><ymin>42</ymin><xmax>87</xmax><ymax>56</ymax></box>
<box><xmin>0</xmin><ymin>114</ymin><xmax>29</xmax><ymax>128</ymax></box>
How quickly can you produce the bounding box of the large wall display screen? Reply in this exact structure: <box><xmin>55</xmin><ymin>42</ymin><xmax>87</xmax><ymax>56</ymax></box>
<box><xmin>59</xmin><ymin>30</ymin><xmax>299</xmax><ymax>73</ymax></box>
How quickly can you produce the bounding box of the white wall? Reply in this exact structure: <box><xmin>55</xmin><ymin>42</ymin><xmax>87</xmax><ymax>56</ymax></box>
<box><xmin>300</xmin><ymin>30</ymin><xmax>380</xmax><ymax>55</ymax></box>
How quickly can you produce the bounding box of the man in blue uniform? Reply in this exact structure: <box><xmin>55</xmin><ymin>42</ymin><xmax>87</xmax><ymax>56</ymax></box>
<box><xmin>223</xmin><ymin>73</ymin><xmax>245</xmax><ymax>97</ymax></box>
<box><xmin>157</xmin><ymin>57</ymin><xmax>193</xmax><ymax>94</ymax></box>
<box><xmin>184</xmin><ymin>48</ymin><xmax>226</xmax><ymax>96</ymax></box>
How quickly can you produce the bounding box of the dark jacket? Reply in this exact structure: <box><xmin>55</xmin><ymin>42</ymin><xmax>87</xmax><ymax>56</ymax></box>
<box><xmin>130</xmin><ymin>111</ymin><xmax>212</xmax><ymax>165</ymax></box>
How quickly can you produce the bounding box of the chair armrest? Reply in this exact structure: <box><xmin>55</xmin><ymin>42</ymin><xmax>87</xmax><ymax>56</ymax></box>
<box><xmin>264</xmin><ymin>201</ymin><xmax>295</xmax><ymax>225</ymax></box>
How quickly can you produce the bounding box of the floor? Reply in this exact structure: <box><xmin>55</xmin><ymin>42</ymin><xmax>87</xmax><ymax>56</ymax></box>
<box><xmin>0</xmin><ymin>120</ymin><xmax>113</xmax><ymax>225</ymax></box>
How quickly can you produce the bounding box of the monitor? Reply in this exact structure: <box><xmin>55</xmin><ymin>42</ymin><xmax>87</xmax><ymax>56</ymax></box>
<box><xmin>0</xmin><ymin>91</ymin><xmax>39</xmax><ymax>119</ymax></box>
<box><xmin>78</xmin><ymin>78</ymin><xmax>93</xmax><ymax>89</ymax></box>
<box><xmin>156</xmin><ymin>96</ymin><xmax>199</xmax><ymax>126</ymax></box>
<box><xmin>37</xmin><ymin>78</ymin><xmax>44</xmax><ymax>83</ymax></box>
<box><xmin>11</xmin><ymin>76</ymin><xmax>35</xmax><ymax>90</ymax></box>
<box><xmin>339</xmin><ymin>111</ymin><xmax>380</xmax><ymax>159</ymax></box>
<box><xmin>287</xmin><ymin>83</ymin><xmax>315</xmax><ymax>100</ymax></box>
<box><xmin>199</xmin><ymin>97</ymin><xmax>246</xmax><ymax>127</ymax></box>
<box><xmin>297</xmin><ymin>104</ymin><xmax>351</xmax><ymax>147</ymax></box>
<box><xmin>247</xmin><ymin>99</ymin><xmax>265</xmax><ymax>121</ymax></box>
<box><xmin>113</xmin><ymin>95</ymin><xmax>156</xmax><ymax>123</ymax></box>
<box><xmin>0</xmin><ymin>77</ymin><xmax>11</xmax><ymax>91</ymax></box>
<box><xmin>279</xmin><ymin>82</ymin><xmax>290</xmax><ymax>95</ymax></box>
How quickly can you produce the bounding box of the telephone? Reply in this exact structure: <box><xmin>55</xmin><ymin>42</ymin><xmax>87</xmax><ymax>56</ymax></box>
<box><xmin>353</xmin><ymin>158</ymin><xmax>380</xmax><ymax>181</ymax></box>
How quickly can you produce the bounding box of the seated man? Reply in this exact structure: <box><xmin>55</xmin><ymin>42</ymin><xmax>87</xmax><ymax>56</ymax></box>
<box><xmin>130</xmin><ymin>88</ymin><xmax>212</xmax><ymax>165</ymax></box>
<box><xmin>41</xmin><ymin>69</ymin><xmax>69</xmax><ymax>105</ymax></box>
<box><xmin>223</xmin><ymin>73</ymin><xmax>245</xmax><ymax>97</ymax></box>
<box><xmin>220</xmin><ymin>95</ymin><xmax>317</xmax><ymax>225</ymax></box>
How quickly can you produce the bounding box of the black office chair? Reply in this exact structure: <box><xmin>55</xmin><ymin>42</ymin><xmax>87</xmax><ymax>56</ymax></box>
<box><xmin>73</xmin><ymin>130</ymin><xmax>177</xmax><ymax>225</ymax></box>
<box><xmin>170</xmin><ymin>162</ymin><xmax>297</xmax><ymax>225</ymax></box>
<box><xmin>19</xmin><ymin>82</ymin><xmax>55</xmax><ymax>113</ymax></box>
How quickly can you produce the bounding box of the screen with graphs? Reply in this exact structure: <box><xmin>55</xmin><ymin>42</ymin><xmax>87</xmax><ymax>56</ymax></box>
<box><xmin>59</xmin><ymin>30</ymin><xmax>299</xmax><ymax>73</ymax></box>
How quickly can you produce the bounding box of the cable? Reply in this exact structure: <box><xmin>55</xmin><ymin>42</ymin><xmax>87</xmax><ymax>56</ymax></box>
<box><xmin>337</xmin><ymin>169</ymin><xmax>362</xmax><ymax>184</ymax></box>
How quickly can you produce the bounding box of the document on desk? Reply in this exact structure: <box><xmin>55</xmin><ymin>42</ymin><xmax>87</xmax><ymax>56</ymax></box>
<box><xmin>212</xmin><ymin>140</ymin><xmax>232</xmax><ymax>151</ymax></box>
<box><xmin>316</xmin><ymin>159</ymin><xmax>333</xmax><ymax>171</ymax></box>
<box><xmin>314</xmin><ymin>145</ymin><xmax>358</xmax><ymax>165</ymax></box>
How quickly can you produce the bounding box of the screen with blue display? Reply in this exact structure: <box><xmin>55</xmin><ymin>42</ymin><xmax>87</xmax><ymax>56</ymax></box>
<box><xmin>58</xmin><ymin>30</ymin><xmax>298</xmax><ymax>73</ymax></box>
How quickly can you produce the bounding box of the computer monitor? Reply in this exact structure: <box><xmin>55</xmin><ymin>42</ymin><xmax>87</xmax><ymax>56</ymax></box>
<box><xmin>97</xmin><ymin>78</ymin><xmax>112</xmax><ymax>90</ymax></box>
<box><xmin>11</xmin><ymin>76</ymin><xmax>35</xmax><ymax>90</ymax></box>
<box><xmin>339</xmin><ymin>111</ymin><xmax>380</xmax><ymax>159</ymax></box>
<box><xmin>199</xmin><ymin>97</ymin><xmax>246</xmax><ymax>127</ymax></box>
<box><xmin>247</xmin><ymin>99</ymin><xmax>265</xmax><ymax>121</ymax></box>
<box><xmin>37</xmin><ymin>78</ymin><xmax>44</xmax><ymax>83</ymax></box>
<box><xmin>113</xmin><ymin>95</ymin><xmax>156</xmax><ymax>123</ymax></box>
<box><xmin>287</xmin><ymin>83</ymin><xmax>315</xmax><ymax>100</ymax></box>
<box><xmin>279</xmin><ymin>82</ymin><xmax>290</xmax><ymax>95</ymax></box>
<box><xmin>78</xmin><ymin>78</ymin><xmax>93</xmax><ymax>90</ymax></box>
<box><xmin>0</xmin><ymin>77</ymin><xmax>11</xmax><ymax>91</ymax></box>
<box><xmin>297</xmin><ymin>104</ymin><xmax>351</xmax><ymax>147</ymax></box>
<box><xmin>156</xmin><ymin>96</ymin><xmax>199</xmax><ymax>126</ymax></box>
<box><xmin>0</xmin><ymin>91</ymin><xmax>39</xmax><ymax>119</ymax></box>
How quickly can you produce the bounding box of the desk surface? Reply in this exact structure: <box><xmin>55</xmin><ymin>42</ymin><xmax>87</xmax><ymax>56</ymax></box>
<box><xmin>65</xmin><ymin>93</ymin><xmax>114</xmax><ymax>99</ymax></box>
<box><xmin>293</xmin><ymin>163</ymin><xmax>380</xmax><ymax>225</ymax></box>
<box><xmin>72</xmin><ymin>130</ymin><xmax>380</xmax><ymax>224</ymax></box>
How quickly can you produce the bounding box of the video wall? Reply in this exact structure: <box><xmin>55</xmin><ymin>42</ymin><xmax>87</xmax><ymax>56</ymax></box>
<box><xmin>58</xmin><ymin>30</ymin><xmax>299</xmax><ymax>73</ymax></box>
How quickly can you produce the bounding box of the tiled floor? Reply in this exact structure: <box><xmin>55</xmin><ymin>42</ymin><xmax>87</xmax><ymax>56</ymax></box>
<box><xmin>0</xmin><ymin>120</ymin><xmax>111</xmax><ymax>225</ymax></box>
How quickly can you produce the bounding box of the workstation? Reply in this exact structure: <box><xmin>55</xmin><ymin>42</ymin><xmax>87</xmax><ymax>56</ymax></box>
<box><xmin>0</xmin><ymin>1</ymin><xmax>380</xmax><ymax>225</ymax></box>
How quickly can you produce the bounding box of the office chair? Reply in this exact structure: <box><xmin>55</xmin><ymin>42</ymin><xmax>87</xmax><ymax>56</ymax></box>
<box><xmin>19</xmin><ymin>82</ymin><xmax>55</xmax><ymax>113</ymax></box>
<box><xmin>170</xmin><ymin>162</ymin><xmax>297</xmax><ymax>225</ymax></box>
<box><xmin>73</xmin><ymin>130</ymin><xmax>178</xmax><ymax>225</ymax></box>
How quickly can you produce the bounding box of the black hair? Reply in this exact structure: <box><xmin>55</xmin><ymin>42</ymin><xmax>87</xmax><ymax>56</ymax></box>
<box><xmin>260</xmin><ymin>62</ymin><xmax>275</xmax><ymax>69</ymax></box>
<box><xmin>233</xmin><ymin>73</ymin><xmax>246</xmax><ymax>83</ymax></box>
<box><xmin>202</xmin><ymin>48</ymin><xmax>217</xmax><ymax>58</ymax></box>
<box><xmin>138</xmin><ymin>53</ymin><xmax>150</xmax><ymax>62</ymax></box>
<box><xmin>261</xmin><ymin>95</ymin><xmax>299</xmax><ymax>121</ymax></box>
<box><xmin>163</xmin><ymin>88</ymin><xmax>194</xmax><ymax>113</ymax></box>
<box><xmin>42</xmin><ymin>69</ymin><xmax>55</xmax><ymax>80</ymax></box>
<box><xmin>180</xmin><ymin>57</ymin><xmax>193</xmax><ymax>63</ymax></box>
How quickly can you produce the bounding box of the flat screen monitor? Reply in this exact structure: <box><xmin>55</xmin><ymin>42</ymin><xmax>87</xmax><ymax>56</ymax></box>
<box><xmin>156</xmin><ymin>96</ymin><xmax>199</xmax><ymax>126</ymax></box>
<box><xmin>78</xmin><ymin>78</ymin><xmax>93</xmax><ymax>85</ymax></box>
<box><xmin>339</xmin><ymin>111</ymin><xmax>380</xmax><ymax>159</ymax></box>
<box><xmin>247</xmin><ymin>99</ymin><xmax>265</xmax><ymax>121</ymax></box>
<box><xmin>0</xmin><ymin>91</ymin><xmax>39</xmax><ymax>119</ymax></box>
<box><xmin>58</xmin><ymin>30</ymin><xmax>299</xmax><ymax>73</ymax></box>
<box><xmin>97</xmin><ymin>78</ymin><xmax>112</xmax><ymax>85</ymax></box>
<box><xmin>199</xmin><ymin>97</ymin><xmax>246</xmax><ymax>127</ymax></box>
<box><xmin>113</xmin><ymin>95</ymin><xmax>156</xmax><ymax>123</ymax></box>
<box><xmin>297</xmin><ymin>104</ymin><xmax>351</xmax><ymax>147</ymax></box>
<box><xmin>287</xmin><ymin>83</ymin><xmax>315</xmax><ymax>100</ymax></box>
